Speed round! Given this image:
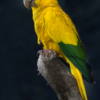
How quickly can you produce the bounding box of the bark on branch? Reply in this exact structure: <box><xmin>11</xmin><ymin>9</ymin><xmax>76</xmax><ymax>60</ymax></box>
<box><xmin>37</xmin><ymin>50</ymin><xmax>82</xmax><ymax>100</ymax></box>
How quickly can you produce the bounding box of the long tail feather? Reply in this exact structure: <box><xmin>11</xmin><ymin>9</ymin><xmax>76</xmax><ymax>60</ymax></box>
<box><xmin>70</xmin><ymin>62</ymin><xmax>88</xmax><ymax>100</ymax></box>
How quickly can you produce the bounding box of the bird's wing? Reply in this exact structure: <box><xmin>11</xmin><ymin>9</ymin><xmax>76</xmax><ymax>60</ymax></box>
<box><xmin>44</xmin><ymin>9</ymin><xmax>92</xmax><ymax>83</ymax></box>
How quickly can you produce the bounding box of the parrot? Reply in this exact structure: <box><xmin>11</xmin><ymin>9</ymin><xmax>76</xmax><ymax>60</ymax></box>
<box><xmin>23</xmin><ymin>0</ymin><xmax>95</xmax><ymax>100</ymax></box>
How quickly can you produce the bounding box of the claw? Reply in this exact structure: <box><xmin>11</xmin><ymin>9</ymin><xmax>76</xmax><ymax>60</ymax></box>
<box><xmin>23</xmin><ymin>0</ymin><xmax>37</xmax><ymax>10</ymax></box>
<box><xmin>36</xmin><ymin>50</ymin><xmax>41</xmax><ymax>57</ymax></box>
<box><xmin>52</xmin><ymin>51</ymin><xmax>58</xmax><ymax>58</ymax></box>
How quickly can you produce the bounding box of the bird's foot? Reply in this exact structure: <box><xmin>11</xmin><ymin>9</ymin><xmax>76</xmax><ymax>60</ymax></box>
<box><xmin>23</xmin><ymin>0</ymin><xmax>37</xmax><ymax>10</ymax></box>
<box><xmin>36</xmin><ymin>49</ymin><xmax>58</xmax><ymax>59</ymax></box>
<box><xmin>36</xmin><ymin>50</ymin><xmax>42</xmax><ymax>57</ymax></box>
<box><xmin>52</xmin><ymin>50</ymin><xmax>58</xmax><ymax>58</ymax></box>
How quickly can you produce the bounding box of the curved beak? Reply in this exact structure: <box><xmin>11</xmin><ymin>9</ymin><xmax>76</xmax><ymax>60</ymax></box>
<box><xmin>23</xmin><ymin>0</ymin><xmax>37</xmax><ymax>10</ymax></box>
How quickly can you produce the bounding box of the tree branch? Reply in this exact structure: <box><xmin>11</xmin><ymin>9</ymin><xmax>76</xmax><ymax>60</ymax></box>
<box><xmin>37</xmin><ymin>50</ymin><xmax>82</xmax><ymax>100</ymax></box>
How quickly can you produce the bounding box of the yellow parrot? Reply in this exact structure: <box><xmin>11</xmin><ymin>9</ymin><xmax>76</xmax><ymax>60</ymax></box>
<box><xmin>23</xmin><ymin>0</ymin><xmax>95</xmax><ymax>100</ymax></box>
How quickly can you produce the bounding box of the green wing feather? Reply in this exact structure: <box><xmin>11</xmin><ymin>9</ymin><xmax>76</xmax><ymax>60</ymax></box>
<box><xmin>58</xmin><ymin>40</ymin><xmax>92</xmax><ymax>83</ymax></box>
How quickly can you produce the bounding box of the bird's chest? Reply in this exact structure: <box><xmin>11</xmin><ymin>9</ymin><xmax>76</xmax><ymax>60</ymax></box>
<box><xmin>34</xmin><ymin>15</ymin><xmax>52</xmax><ymax>46</ymax></box>
<box><xmin>34</xmin><ymin>17</ymin><xmax>44</xmax><ymax>37</ymax></box>
<box><xmin>33</xmin><ymin>13</ymin><xmax>64</xmax><ymax>57</ymax></box>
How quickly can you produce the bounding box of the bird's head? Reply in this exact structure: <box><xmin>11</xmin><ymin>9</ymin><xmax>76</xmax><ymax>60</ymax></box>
<box><xmin>23</xmin><ymin>0</ymin><xmax>37</xmax><ymax>10</ymax></box>
<box><xmin>23</xmin><ymin>0</ymin><xmax>58</xmax><ymax>10</ymax></box>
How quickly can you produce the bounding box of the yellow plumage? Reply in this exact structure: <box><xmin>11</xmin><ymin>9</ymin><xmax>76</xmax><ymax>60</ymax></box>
<box><xmin>31</xmin><ymin>0</ymin><xmax>88</xmax><ymax>99</ymax></box>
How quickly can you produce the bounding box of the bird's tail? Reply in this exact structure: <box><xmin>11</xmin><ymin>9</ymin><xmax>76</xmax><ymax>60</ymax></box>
<box><xmin>68</xmin><ymin>60</ymin><xmax>88</xmax><ymax>100</ymax></box>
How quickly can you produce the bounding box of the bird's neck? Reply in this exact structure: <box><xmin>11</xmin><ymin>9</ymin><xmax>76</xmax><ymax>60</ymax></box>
<box><xmin>32</xmin><ymin>0</ymin><xmax>59</xmax><ymax>11</ymax></box>
<box><xmin>35</xmin><ymin>0</ymin><xmax>59</xmax><ymax>7</ymax></box>
<box><xmin>31</xmin><ymin>0</ymin><xmax>60</xmax><ymax>21</ymax></box>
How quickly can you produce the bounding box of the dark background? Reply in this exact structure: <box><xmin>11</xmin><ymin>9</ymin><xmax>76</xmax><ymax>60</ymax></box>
<box><xmin>0</xmin><ymin>0</ymin><xmax>100</xmax><ymax>100</ymax></box>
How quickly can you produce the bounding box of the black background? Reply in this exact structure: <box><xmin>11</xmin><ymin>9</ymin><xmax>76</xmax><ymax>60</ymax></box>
<box><xmin>0</xmin><ymin>0</ymin><xmax>100</xmax><ymax>100</ymax></box>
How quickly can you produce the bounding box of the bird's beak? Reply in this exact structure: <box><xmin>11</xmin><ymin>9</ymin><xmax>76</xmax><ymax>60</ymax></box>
<box><xmin>23</xmin><ymin>0</ymin><xmax>37</xmax><ymax>10</ymax></box>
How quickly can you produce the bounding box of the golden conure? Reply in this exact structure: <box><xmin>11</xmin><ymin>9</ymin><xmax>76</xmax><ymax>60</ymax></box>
<box><xmin>23</xmin><ymin>0</ymin><xmax>95</xmax><ymax>100</ymax></box>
